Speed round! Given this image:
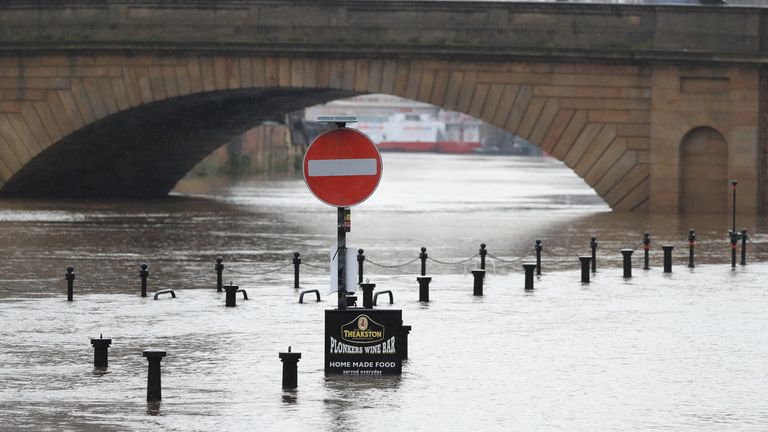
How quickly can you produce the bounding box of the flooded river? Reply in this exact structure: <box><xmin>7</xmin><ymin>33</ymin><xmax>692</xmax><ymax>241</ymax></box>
<box><xmin>1</xmin><ymin>153</ymin><xmax>767</xmax><ymax>431</ymax></box>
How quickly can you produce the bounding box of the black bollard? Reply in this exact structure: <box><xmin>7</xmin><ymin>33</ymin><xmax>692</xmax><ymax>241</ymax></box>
<box><xmin>471</xmin><ymin>269</ymin><xmax>485</xmax><ymax>296</ymax></box>
<box><xmin>419</xmin><ymin>247</ymin><xmax>428</xmax><ymax>276</ymax></box>
<box><xmin>643</xmin><ymin>232</ymin><xmax>651</xmax><ymax>270</ymax></box>
<box><xmin>66</xmin><ymin>266</ymin><xmax>75</xmax><ymax>301</ymax></box>
<box><xmin>662</xmin><ymin>245</ymin><xmax>674</xmax><ymax>273</ymax></box>
<box><xmin>143</xmin><ymin>349</ymin><xmax>167</xmax><ymax>402</ymax></box>
<box><xmin>590</xmin><ymin>236</ymin><xmax>597</xmax><ymax>273</ymax></box>
<box><xmin>292</xmin><ymin>253</ymin><xmax>301</xmax><ymax>289</ymax></box>
<box><xmin>357</xmin><ymin>249</ymin><xmax>365</xmax><ymax>285</ymax></box>
<box><xmin>279</xmin><ymin>347</ymin><xmax>301</xmax><ymax>390</ymax></box>
<box><xmin>224</xmin><ymin>283</ymin><xmax>239</xmax><ymax>307</ymax></box>
<box><xmin>90</xmin><ymin>335</ymin><xmax>112</xmax><ymax>368</ymax></box>
<box><xmin>215</xmin><ymin>257</ymin><xmax>224</xmax><ymax>292</ymax></box>
<box><xmin>417</xmin><ymin>276</ymin><xmax>431</xmax><ymax>302</ymax></box>
<box><xmin>479</xmin><ymin>243</ymin><xmax>487</xmax><ymax>270</ymax></box>
<box><xmin>399</xmin><ymin>325</ymin><xmax>412</xmax><ymax>360</ymax></box>
<box><xmin>523</xmin><ymin>263</ymin><xmax>536</xmax><ymax>290</ymax></box>
<box><xmin>535</xmin><ymin>240</ymin><xmax>542</xmax><ymax>275</ymax></box>
<box><xmin>688</xmin><ymin>229</ymin><xmax>695</xmax><ymax>268</ymax></box>
<box><xmin>741</xmin><ymin>228</ymin><xmax>747</xmax><ymax>266</ymax></box>
<box><xmin>579</xmin><ymin>256</ymin><xmax>591</xmax><ymax>283</ymax></box>
<box><xmin>139</xmin><ymin>263</ymin><xmax>149</xmax><ymax>297</ymax></box>
<box><xmin>729</xmin><ymin>230</ymin><xmax>738</xmax><ymax>268</ymax></box>
<box><xmin>621</xmin><ymin>249</ymin><xmax>633</xmax><ymax>278</ymax></box>
<box><xmin>360</xmin><ymin>282</ymin><xmax>375</xmax><ymax>309</ymax></box>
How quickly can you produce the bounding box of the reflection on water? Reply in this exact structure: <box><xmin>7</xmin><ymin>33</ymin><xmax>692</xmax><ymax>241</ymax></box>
<box><xmin>0</xmin><ymin>153</ymin><xmax>767</xmax><ymax>430</ymax></box>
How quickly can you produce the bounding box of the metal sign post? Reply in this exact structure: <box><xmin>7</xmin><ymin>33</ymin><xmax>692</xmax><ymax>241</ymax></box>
<box><xmin>337</xmin><ymin>206</ymin><xmax>347</xmax><ymax>310</ymax></box>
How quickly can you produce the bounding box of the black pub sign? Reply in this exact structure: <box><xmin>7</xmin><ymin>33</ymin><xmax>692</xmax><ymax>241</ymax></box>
<box><xmin>325</xmin><ymin>309</ymin><xmax>402</xmax><ymax>375</ymax></box>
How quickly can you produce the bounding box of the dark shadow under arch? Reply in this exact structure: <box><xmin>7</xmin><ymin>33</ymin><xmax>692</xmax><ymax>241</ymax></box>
<box><xmin>1</xmin><ymin>88</ymin><xmax>357</xmax><ymax>198</ymax></box>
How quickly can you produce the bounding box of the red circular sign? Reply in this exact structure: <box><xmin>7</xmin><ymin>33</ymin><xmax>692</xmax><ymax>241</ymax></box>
<box><xmin>303</xmin><ymin>128</ymin><xmax>382</xmax><ymax>207</ymax></box>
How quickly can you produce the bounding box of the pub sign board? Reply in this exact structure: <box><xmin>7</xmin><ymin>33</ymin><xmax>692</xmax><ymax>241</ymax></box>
<box><xmin>325</xmin><ymin>309</ymin><xmax>402</xmax><ymax>375</ymax></box>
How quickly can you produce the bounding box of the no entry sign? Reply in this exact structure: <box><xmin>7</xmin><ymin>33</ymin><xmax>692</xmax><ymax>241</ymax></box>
<box><xmin>303</xmin><ymin>128</ymin><xmax>382</xmax><ymax>207</ymax></box>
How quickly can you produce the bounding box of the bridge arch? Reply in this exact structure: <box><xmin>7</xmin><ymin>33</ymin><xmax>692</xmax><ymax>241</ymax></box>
<box><xmin>0</xmin><ymin>54</ymin><xmax>653</xmax><ymax>208</ymax></box>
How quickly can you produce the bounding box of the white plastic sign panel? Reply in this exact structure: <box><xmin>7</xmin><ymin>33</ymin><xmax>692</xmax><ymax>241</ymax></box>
<box><xmin>329</xmin><ymin>247</ymin><xmax>358</xmax><ymax>295</ymax></box>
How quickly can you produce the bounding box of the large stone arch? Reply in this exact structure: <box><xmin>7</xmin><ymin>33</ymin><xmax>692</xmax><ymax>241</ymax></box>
<box><xmin>0</xmin><ymin>54</ymin><xmax>652</xmax><ymax>207</ymax></box>
<box><xmin>679</xmin><ymin>127</ymin><xmax>728</xmax><ymax>214</ymax></box>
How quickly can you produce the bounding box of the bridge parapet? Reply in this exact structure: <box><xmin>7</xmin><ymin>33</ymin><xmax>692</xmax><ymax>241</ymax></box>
<box><xmin>0</xmin><ymin>1</ymin><xmax>766</xmax><ymax>63</ymax></box>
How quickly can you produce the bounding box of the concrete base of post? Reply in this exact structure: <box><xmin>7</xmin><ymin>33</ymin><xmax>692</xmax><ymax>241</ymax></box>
<box><xmin>143</xmin><ymin>349</ymin><xmax>167</xmax><ymax>402</ymax></box>
<box><xmin>279</xmin><ymin>348</ymin><xmax>301</xmax><ymax>390</ymax></box>
<box><xmin>90</xmin><ymin>337</ymin><xmax>112</xmax><ymax>368</ymax></box>
<box><xmin>417</xmin><ymin>276</ymin><xmax>431</xmax><ymax>302</ymax></box>
<box><xmin>471</xmin><ymin>269</ymin><xmax>485</xmax><ymax>296</ymax></box>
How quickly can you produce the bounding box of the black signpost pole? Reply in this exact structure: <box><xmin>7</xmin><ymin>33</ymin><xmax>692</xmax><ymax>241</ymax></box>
<box><xmin>337</xmin><ymin>206</ymin><xmax>347</xmax><ymax>310</ymax></box>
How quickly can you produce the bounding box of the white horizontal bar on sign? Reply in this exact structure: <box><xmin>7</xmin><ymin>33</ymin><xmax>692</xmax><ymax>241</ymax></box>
<box><xmin>308</xmin><ymin>158</ymin><xmax>377</xmax><ymax>177</ymax></box>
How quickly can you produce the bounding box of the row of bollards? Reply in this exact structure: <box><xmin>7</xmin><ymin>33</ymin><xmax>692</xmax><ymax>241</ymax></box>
<box><xmin>64</xmin><ymin>229</ymin><xmax>753</xmax><ymax>302</ymax></box>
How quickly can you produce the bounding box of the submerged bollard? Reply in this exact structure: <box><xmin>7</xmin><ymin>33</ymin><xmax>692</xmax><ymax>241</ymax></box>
<box><xmin>143</xmin><ymin>349</ymin><xmax>167</xmax><ymax>402</ymax></box>
<box><xmin>292</xmin><ymin>253</ymin><xmax>301</xmax><ymax>289</ymax></box>
<box><xmin>535</xmin><ymin>240</ymin><xmax>542</xmax><ymax>275</ymax></box>
<box><xmin>357</xmin><ymin>249</ymin><xmax>365</xmax><ymax>285</ymax></box>
<box><xmin>139</xmin><ymin>263</ymin><xmax>149</xmax><ymax>297</ymax></box>
<box><xmin>419</xmin><ymin>247</ymin><xmax>428</xmax><ymax>276</ymax></box>
<box><xmin>741</xmin><ymin>228</ymin><xmax>748</xmax><ymax>266</ymax></box>
<box><xmin>621</xmin><ymin>249</ymin><xmax>633</xmax><ymax>278</ymax></box>
<box><xmin>90</xmin><ymin>335</ymin><xmax>112</xmax><ymax>368</ymax></box>
<box><xmin>662</xmin><ymin>245</ymin><xmax>674</xmax><ymax>273</ymax></box>
<box><xmin>579</xmin><ymin>256</ymin><xmax>591</xmax><ymax>283</ymax></box>
<box><xmin>523</xmin><ymin>263</ymin><xmax>536</xmax><ymax>290</ymax></box>
<box><xmin>590</xmin><ymin>236</ymin><xmax>598</xmax><ymax>273</ymax></box>
<box><xmin>471</xmin><ymin>269</ymin><xmax>485</xmax><ymax>296</ymax></box>
<box><xmin>688</xmin><ymin>229</ymin><xmax>696</xmax><ymax>268</ymax></box>
<box><xmin>215</xmin><ymin>257</ymin><xmax>224</xmax><ymax>292</ymax></box>
<box><xmin>479</xmin><ymin>243</ymin><xmax>487</xmax><ymax>270</ymax></box>
<box><xmin>399</xmin><ymin>325</ymin><xmax>412</xmax><ymax>360</ymax></box>
<box><xmin>417</xmin><ymin>276</ymin><xmax>431</xmax><ymax>302</ymax></box>
<box><xmin>729</xmin><ymin>230</ymin><xmax>738</xmax><ymax>268</ymax></box>
<box><xmin>66</xmin><ymin>266</ymin><xmax>75</xmax><ymax>301</ymax></box>
<box><xmin>279</xmin><ymin>347</ymin><xmax>301</xmax><ymax>390</ymax></box>
<box><xmin>224</xmin><ymin>283</ymin><xmax>239</xmax><ymax>307</ymax></box>
<box><xmin>360</xmin><ymin>282</ymin><xmax>375</xmax><ymax>309</ymax></box>
<box><xmin>643</xmin><ymin>232</ymin><xmax>651</xmax><ymax>270</ymax></box>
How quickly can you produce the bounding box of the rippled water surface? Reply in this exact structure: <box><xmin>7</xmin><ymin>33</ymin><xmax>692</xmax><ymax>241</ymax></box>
<box><xmin>1</xmin><ymin>153</ymin><xmax>767</xmax><ymax>431</ymax></box>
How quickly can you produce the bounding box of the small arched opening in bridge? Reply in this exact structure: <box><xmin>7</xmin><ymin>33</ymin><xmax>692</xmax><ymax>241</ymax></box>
<box><xmin>678</xmin><ymin>126</ymin><xmax>728</xmax><ymax>214</ymax></box>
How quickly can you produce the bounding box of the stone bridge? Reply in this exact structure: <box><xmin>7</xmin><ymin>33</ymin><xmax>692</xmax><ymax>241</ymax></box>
<box><xmin>0</xmin><ymin>0</ymin><xmax>766</xmax><ymax>213</ymax></box>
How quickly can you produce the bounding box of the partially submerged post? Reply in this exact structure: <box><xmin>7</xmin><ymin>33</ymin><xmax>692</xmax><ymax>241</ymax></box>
<box><xmin>472</xmin><ymin>269</ymin><xmax>485</xmax><ymax>296</ymax></box>
<box><xmin>292</xmin><ymin>253</ymin><xmax>301</xmax><ymax>289</ymax></box>
<box><xmin>579</xmin><ymin>256</ymin><xmax>591</xmax><ymax>283</ymax></box>
<box><xmin>688</xmin><ymin>229</ymin><xmax>696</xmax><ymax>268</ymax></box>
<box><xmin>535</xmin><ymin>240</ymin><xmax>542</xmax><ymax>275</ymax></box>
<box><xmin>66</xmin><ymin>266</ymin><xmax>75</xmax><ymax>301</ymax></box>
<box><xmin>279</xmin><ymin>347</ymin><xmax>301</xmax><ymax>390</ymax></box>
<box><xmin>139</xmin><ymin>263</ymin><xmax>149</xmax><ymax>297</ymax></box>
<box><xmin>523</xmin><ymin>263</ymin><xmax>536</xmax><ymax>290</ymax></box>
<box><xmin>662</xmin><ymin>245</ymin><xmax>674</xmax><ymax>273</ymax></box>
<box><xmin>90</xmin><ymin>335</ymin><xmax>112</xmax><ymax>368</ymax></box>
<box><xmin>621</xmin><ymin>249</ymin><xmax>633</xmax><ymax>278</ymax></box>
<box><xmin>143</xmin><ymin>349</ymin><xmax>167</xmax><ymax>402</ymax></box>
<box><xmin>215</xmin><ymin>257</ymin><xmax>224</xmax><ymax>292</ymax></box>
<box><xmin>643</xmin><ymin>232</ymin><xmax>651</xmax><ymax>270</ymax></box>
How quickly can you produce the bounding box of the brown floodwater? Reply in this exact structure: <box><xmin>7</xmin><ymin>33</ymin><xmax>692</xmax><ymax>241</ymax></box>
<box><xmin>1</xmin><ymin>153</ymin><xmax>766</xmax><ymax>431</ymax></box>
